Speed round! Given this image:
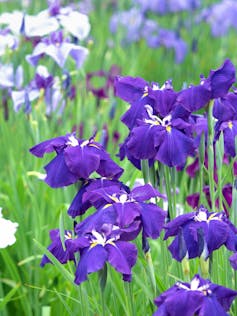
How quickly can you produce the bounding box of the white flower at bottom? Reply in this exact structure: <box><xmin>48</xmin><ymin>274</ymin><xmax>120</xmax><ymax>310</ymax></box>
<box><xmin>0</xmin><ymin>208</ymin><xmax>18</xmax><ymax>248</ymax></box>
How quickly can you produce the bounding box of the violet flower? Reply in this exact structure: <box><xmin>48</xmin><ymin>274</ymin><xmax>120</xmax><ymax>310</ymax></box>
<box><xmin>115</xmin><ymin>77</ymin><xmax>194</xmax><ymax>167</ymax></box>
<box><xmin>153</xmin><ymin>274</ymin><xmax>237</xmax><ymax>316</ymax></box>
<box><xmin>67</xmin><ymin>178</ymin><xmax>129</xmax><ymax>218</ymax></box>
<box><xmin>164</xmin><ymin>205</ymin><xmax>237</xmax><ymax>262</ymax></box>
<box><xmin>176</xmin><ymin>59</ymin><xmax>236</xmax><ymax>112</ymax></box>
<box><xmin>74</xmin><ymin>228</ymin><xmax>137</xmax><ymax>284</ymax></box>
<box><xmin>75</xmin><ymin>183</ymin><xmax>167</xmax><ymax>240</ymax></box>
<box><xmin>213</xmin><ymin>91</ymin><xmax>237</xmax><ymax>157</ymax></box>
<box><xmin>40</xmin><ymin>229</ymin><xmax>80</xmax><ymax>266</ymax></box>
<box><xmin>26</xmin><ymin>31</ymin><xmax>88</xmax><ymax>69</ymax></box>
<box><xmin>29</xmin><ymin>133</ymin><xmax>123</xmax><ymax>188</ymax></box>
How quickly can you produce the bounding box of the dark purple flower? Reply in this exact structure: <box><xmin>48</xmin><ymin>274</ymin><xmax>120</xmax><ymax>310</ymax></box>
<box><xmin>123</xmin><ymin>104</ymin><xmax>195</xmax><ymax>167</ymax></box>
<box><xmin>75</xmin><ymin>183</ymin><xmax>166</xmax><ymax>240</ymax></box>
<box><xmin>214</xmin><ymin>91</ymin><xmax>237</xmax><ymax>157</ymax></box>
<box><xmin>67</xmin><ymin>178</ymin><xmax>129</xmax><ymax>218</ymax></box>
<box><xmin>153</xmin><ymin>274</ymin><xmax>237</xmax><ymax>316</ymax></box>
<box><xmin>74</xmin><ymin>229</ymin><xmax>137</xmax><ymax>284</ymax></box>
<box><xmin>164</xmin><ymin>205</ymin><xmax>237</xmax><ymax>262</ymax></box>
<box><xmin>29</xmin><ymin>133</ymin><xmax>123</xmax><ymax>187</ymax></box>
<box><xmin>40</xmin><ymin>229</ymin><xmax>86</xmax><ymax>266</ymax></box>
<box><xmin>177</xmin><ymin>59</ymin><xmax>236</xmax><ymax>112</ymax></box>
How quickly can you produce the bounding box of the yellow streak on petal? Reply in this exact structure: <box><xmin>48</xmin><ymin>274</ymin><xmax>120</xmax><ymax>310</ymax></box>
<box><xmin>166</xmin><ymin>125</ymin><xmax>171</xmax><ymax>133</ymax></box>
<box><xmin>88</xmin><ymin>143</ymin><xmax>100</xmax><ymax>149</ymax></box>
<box><xmin>228</xmin><ymin>121</ymin><xmax>233</xmax><ymax>129</ymax></box>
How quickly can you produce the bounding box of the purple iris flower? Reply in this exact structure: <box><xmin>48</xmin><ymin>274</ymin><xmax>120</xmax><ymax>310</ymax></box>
<box><xmin>214</xmin><ymin>91</ymin><xmax>237</xmax><ymax>157</ymax></box>
<box><xmin>40</xmin><ymin>229</ymin><xmax>80</xmax><ymax>266</ymax></box>
<box><xmin>40</xmin><ymin>225</ymin><xmax>137</xmax><ymax>285</ymax></box>
<box><xmin>74</xmin><ymin>228</ymin><xmax>138</xmax><ymax>284</ymax></box>
<box><xmin>176</xmin><ymin>59</ymin><xmax>236</xmax><ymax>112</ymax></box>
<box><xmin>29</xmin><ymin>133</ymin><xmax>123</xmax><ymax>188</ymax></box>
<box><xmin>164</xmin><ymin>205</ymin><xmax>237</xmax><ymax>262</ymax></box>
<box><xmin>68</xmin><ymin>178</ymin><xmax>129</xmax><ymax>218</ymax></box>
<box><xmin>116</xmin><ymin>77</ymin><xmax>194</xmax><ymax>167</ymax></box>
<box><xmin>153</xmin><ymin>274</ymin><xmax>237</xmax><ymax>316</ymax></box>
<box><xmin>75</xmin><ymin>183</ymin><xmax>167</xmax><ymax>240</ymax></box>
<box><xmin>26</xmin><ymin>31</ymin><xmax>88</xmax><ymax>69</ymax></box>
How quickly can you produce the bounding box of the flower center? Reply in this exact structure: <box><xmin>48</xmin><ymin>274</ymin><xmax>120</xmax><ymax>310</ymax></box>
<box><xmin>89</xmin><ymin>230</ymin><xmax>116</xmax><ymax>249</ymax></box>
<box><xmin>66</xmin><ymin>135</ymin><xmax>79</xmax><ymax>147</ymax></box>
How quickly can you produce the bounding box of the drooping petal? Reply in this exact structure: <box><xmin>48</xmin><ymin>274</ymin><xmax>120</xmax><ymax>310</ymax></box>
<box><xmin>44</xmin><ymin>152</ymin><xmax>79</xmax><ymax>187</ymax></box>
<box><xmin>64</xmin><ymin>145</ymin><xmax>100</xmax><ymax>179</ymax></box>
<box><xmin>29</xmin><ymin>135</ymin><xmax>67</xmax><ymax>157</ymax></box>
<box><xmin>131</xmin><ymin>184</ymin><xmax>165</xmax><ymax>201</ymax></box>
<box><xmin>106</xmin><ymin>241</ymin><xmax>137</xmax><ymax>278</ymax></box>
<box><xmin>74</xmin><ymin>245</ymin><xmax>108</xmax><ymax>284</ymax></box>
<box><xmin>139</xmin><ymin>203</ymin><xmax>166</xmax><ymax>239</ymax></box>
<box><xmin>155</xmin><ymin>128</ymin><xmax>195</xmax><ymax>167</ymax></box>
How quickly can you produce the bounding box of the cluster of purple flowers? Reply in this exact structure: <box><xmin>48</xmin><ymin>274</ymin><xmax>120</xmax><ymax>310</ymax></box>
<box><xmin>113</xmin><ymin>58</ymin><xmax>237</xmax><ymax>313</ymax></box>
<box><xmin>29</xmin><ymin>52</ymin><xmax>237</xmax><ymax>313</ymax></box>
<box><xmin>30</xmin><ymin>133</ymin><xmax>167</xmax><ymax>284</ymax></box>
<box><xmin>115</xmin><ymin>59</ymin><xmax>236</xmax><ymax>169</ymax></box>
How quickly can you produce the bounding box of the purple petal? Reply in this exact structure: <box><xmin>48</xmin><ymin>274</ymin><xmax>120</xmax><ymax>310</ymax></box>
<box><xmin>64</xmin><ymin>146</ymin><xmax>100</xmax><ymax>179</ymax></box>
<box><xmin>139</xmin><ymin>203</ymin><xmax>166</xmax><ymax>239</ymax></box>
<box><xmin>74</xmin><ymin>245</ymin><xmax>108</xmax><ymax>284</ymax></box>
<box><xmin>131</xmin><ymin>184</ymin><xmax>165</xmax><ymax>201</ymax></box>
<box><xmin>44</xmin><ymin>152</ymin><xmax>79</xmax><ymax>187</ymax></box>
<box><xmin>29</xmin><ymin>135</ymin><xmax>67</xmax><ymax>157</ymax></box>
<box><xmin>115</xmin><ymin>75</ymin><xmax>147</xmax><ymax>103</ymax></box>
<box><xmin>106</xmin><ymin>241</ymin><xmax>137</xmax><ymax>276</ymax></box>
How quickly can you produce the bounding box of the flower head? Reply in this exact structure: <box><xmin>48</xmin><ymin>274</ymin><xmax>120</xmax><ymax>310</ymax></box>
<box><xmin>164</xmin><ymin>205</ymin><xmax>237</xmax><ymax>261</ymax></box>
<box><xmin>153</xmin><ymin>274</ymin><xmax>237</xmax><ymax>316</ymax></box>
<box><xmin>29</xmin><ymin>133</ymin><xmax>123</xmax><ymax>187</ymax></box>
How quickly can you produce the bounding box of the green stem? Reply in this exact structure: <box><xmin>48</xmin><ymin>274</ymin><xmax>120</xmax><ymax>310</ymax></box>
<box><xmin>125</xmin><ymin>282</ymin><xmax>136</xmax><ymax>316</ymax></box>
<box><xmin>207</xmin><ymin>101</ymin><xmax>215</xmax><ymax>211</ymax></box>
<box><xmin>164</xmin><ymin>165</ymin><xmax>173</xmax><ymax>220</ymax></box>
<box><xmin>199</xmin><ymin>133</ymin><xmax>205</xmax><ymax>205</ymax></box>
<box><xmin>98</xmin><ymin>265</ymin><xmax>107</xmax><ymax>316</ymax></box>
